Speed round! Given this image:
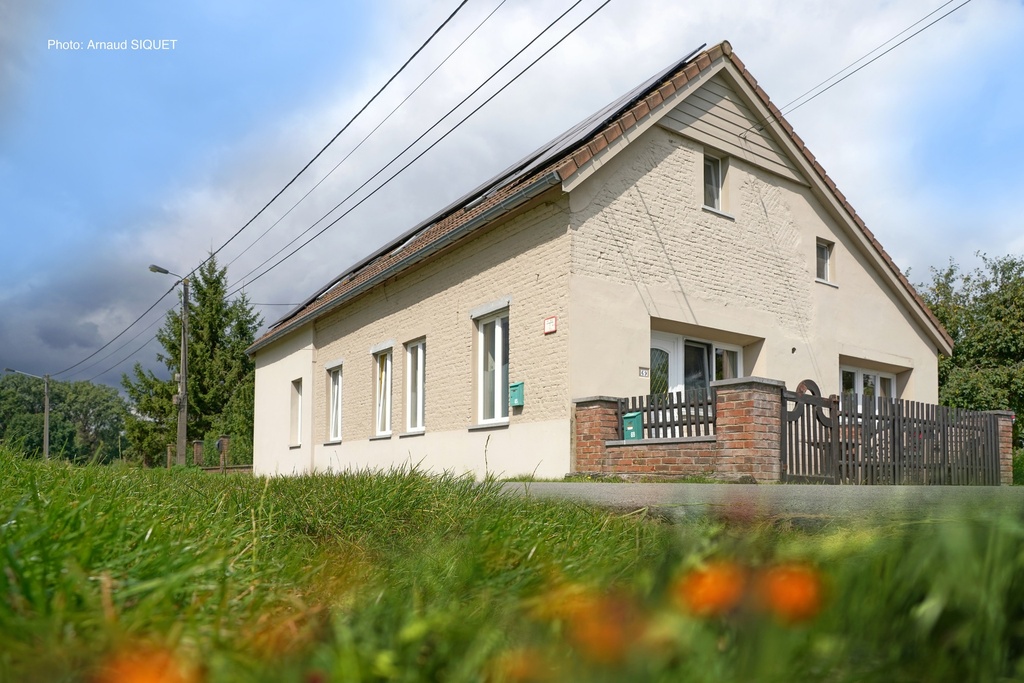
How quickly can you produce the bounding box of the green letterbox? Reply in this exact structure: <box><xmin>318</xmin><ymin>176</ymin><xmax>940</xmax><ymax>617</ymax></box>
<box><xmin>509</xmin><ymin>382</ymin><xmax>525</xmax><ymax>407</ymax></box>
<box><xmin>623</xmin><ymin>412</ymin><xmax>642</xmax><ymax>440</ymax></box>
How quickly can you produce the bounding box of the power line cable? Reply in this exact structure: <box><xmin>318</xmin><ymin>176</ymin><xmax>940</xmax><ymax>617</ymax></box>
<box><xmin>64</xmin><ymin>308</ymin><xmax>173</xmax><ymax>380</ymax></box>
<box><xmin>231</xmin><ymin>0</ymin><xmax>608</xmax><ymax>294</ymax></box>
<box><xmin>781</xmin><ymin>0</ymin><xmax>973</xmax><ymax>117</ymax></box>
<box><xmin>777</xmin><ymin>0</ymin><xmax>959</xmax><ymax>114</ymax></box>
<box><xmin>52</xmin><ymin>285</ymin><xmax>177</xmax><ymax>377</ymax></box>
<box><xmin>199</xmin><ymin>0</ymin><xmax>471</xmax><ymax>272</ymax></box>
<box><xmin>84</xmin><ymin>333</ymin><xmax>164</xmax><ymax>383</ymax></box>
<box><xmin>226</xmin><ymin>0</ymin><xmax>511</xmax><ymax>271</ymax></box>
<box><xmin>743</xmin><ymin>0</ymin><xmax>973</xmax><ymax>138</ymax></box>
<box><xmin>49</xmin><ymin>2</ymin><xmax>471</xmax><ymax>380</ymax></box>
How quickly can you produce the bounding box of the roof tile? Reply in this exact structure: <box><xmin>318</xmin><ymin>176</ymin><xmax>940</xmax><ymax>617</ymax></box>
<box><xmin>630</xmin><ymin>99</ymin><xmax>650</xmax><ymax>120</ymax></box>
<box><xmin>602</xmin><ymin>122</ymin><xmax>623</xmax><ymax>144</ymax></box>
<box><xmin>557</xmin><ymin>159</ymin><xmax>578</xmax><ymax>180</ymax></box>
<box><xmin>573</xmin><ymin>146</ymin><xmax>593</xmax><ymax>168</ymax></box>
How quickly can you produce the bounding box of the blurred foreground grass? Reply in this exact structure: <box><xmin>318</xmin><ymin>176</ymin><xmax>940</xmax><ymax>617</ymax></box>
<box><xmin>1</xmin><ymin>445</ymin><xmax>1023</xmax><ymax>682</ymax></box>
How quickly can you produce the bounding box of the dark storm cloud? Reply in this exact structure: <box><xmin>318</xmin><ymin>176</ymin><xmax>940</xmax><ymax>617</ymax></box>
<box><xmin>35</xmin><ymin>318</ymin><xmax>101</xmax><ymax>350</ymax></box>
<box><xmin>0</xmin><ymin>248</ymin><xmax>175</xmax><ymax>387</ymax></box>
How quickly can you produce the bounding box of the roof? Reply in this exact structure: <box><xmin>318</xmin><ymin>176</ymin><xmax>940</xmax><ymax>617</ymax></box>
<box><xmin>248</xmin><ymin>41</ymin><xmax>953</xmax><ymax>356</ymax></box>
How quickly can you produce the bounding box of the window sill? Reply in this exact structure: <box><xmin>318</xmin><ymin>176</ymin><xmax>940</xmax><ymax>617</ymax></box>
<box><xmin>369</xmin><ymin>433</ymin><xmax>393</xmax><ymax>441</ymax></box>
<box><xmin>323</xmin><ymin>440</ymin><xmax>342</xmax><ymax>446</ymax></box>
<box><xmin>399</xmin><ymin>430</ymin><xmax>425</xmax><ymax>439</ymax></box>
<box><xmin>468</xmin><ymin>420</ymin><xmax>510</xmax><ymax>432</ymax></box>
<box><xmin>815</xmin><ymin>278</ymin><xmax>839</xmax><ymax>289</ymax></box>
<box><xmin>701</xmin><ymin>205</ymin><xmax>735</xmax><ymax>220</ymax></box>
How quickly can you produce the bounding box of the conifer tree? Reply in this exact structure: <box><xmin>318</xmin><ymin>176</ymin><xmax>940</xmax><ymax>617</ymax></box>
<box><xmin>122</xmin><ymin>255</ymin><xmax>262</xmax><ymax>466</ymax></box>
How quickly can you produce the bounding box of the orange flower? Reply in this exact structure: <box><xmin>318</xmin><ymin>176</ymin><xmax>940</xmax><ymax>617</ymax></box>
<box><xmin>566</xmin><ymin>595</ymin><xmax>640</xmax><ymax>665</ymax></box>
<box><xmin>673</xmin><ymin>562</ymin><xmax>746</xmax><ymax>617</ymax></box>
<box><xmin>490</xmin><ymin>647</ymin><xmax>550</xmax><ymax>682</ymax></box>
<box><xmin>93</xmin><ymin>647</ymin><xmax>199</xmax><ymax>683</ymax></box>
<box><xmin>532</xmin><ymin>584</ymin><xmax>641</xmax><ymax>665</ymax></box>
<box><xmin>757</xmin><ymin>564</ymin><xmax>823</xmax><ymax>623</ymax></box>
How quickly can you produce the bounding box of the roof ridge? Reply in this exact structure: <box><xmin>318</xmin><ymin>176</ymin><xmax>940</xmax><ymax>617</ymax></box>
<box><xmin>249</xmin><ymin>40</ymin><xmax>951</xmax><ymax>355</ymax></box>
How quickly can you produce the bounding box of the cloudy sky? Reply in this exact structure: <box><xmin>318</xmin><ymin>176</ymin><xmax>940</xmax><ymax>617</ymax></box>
<box><xmin>1</xmin><ymin>0</ymin><xmax>1022</xmax><ymax>389</ymax></box>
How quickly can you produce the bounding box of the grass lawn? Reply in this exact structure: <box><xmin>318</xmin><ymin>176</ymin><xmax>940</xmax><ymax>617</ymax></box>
<box><xmin>1</xmin><ymin>446</ymin><xmax>1023</xmax><ymax>682</ymax></box>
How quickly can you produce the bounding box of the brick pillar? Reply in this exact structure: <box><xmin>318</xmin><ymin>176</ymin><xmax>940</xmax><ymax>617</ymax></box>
<box><xmin>572</xmin><ymin>398</ymin><xmax>621</xmax><ymax>474</ymax></box>
<box><xmin>217</xmin><ymin>435</ymin><xmax>231</xmax><ymax>473</ymax></box>
<box><xmin>988</xmin><ymin>411</ymin><xmax>1015</xmax><ymax>485</ymax></box>
<box><xmin>711</xmin><ymin>377</ymin><xmax>785</xmax><ymax>483</ymax></box>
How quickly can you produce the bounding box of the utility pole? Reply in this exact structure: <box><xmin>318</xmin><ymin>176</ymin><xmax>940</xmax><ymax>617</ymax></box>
<box><xmin>150</xmin><ymin>264</ymin><xmax>189</xmax><ymax>466</ymax></box>
<box><xmin>43</xmin><ymin>374</ymin><xmax>49</xmax><ymax>460</ymax></box>
<box><xmin>177</xmin><ymin>276</ymin><xmax>189</xmax><ymax>466</ymax></box>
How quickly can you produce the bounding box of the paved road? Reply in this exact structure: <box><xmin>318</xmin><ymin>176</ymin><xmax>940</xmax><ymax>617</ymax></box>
<box><xmin>500</xmin><ymin>482</ymin><xmax>1024</xmax><ymax>522</ymax></box>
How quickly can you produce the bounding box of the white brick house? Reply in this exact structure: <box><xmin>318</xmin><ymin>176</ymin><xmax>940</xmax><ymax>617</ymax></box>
<box><xmin>247</xmin><ymin>41</ymin><xmax>952</xmax><ymax>478</ymax></box>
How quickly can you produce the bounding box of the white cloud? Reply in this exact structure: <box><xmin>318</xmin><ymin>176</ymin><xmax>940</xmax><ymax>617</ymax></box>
<box><xmin>6</xmin><ymin>0</ymin><xmax>1024</xmax><ymax>384</ymax></box>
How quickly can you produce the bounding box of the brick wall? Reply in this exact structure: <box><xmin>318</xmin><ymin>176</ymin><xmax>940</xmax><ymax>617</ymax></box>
<box><xmin>990</xmin><ymin>411</ymin><xmax>1016</xmax><ymax>485</ymax></box>
<box><xmin>714</xmin><ymin>378</ymin><xmax>783</xmax><ymax>481</ymax></box>
<box><xmin>573</xmin><ymin>378</ymin><xmax>783</xmax><ymax>482</ymax></box>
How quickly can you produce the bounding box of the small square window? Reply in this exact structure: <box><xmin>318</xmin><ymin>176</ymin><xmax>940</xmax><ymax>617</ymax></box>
<box><xmin>816</xmin><ymin>240</ymin><xmax>833</xmax><ymax>282</ymax></box>
<box><xmin>703</xmin><ymin>155</ymin><xmax>722</xmax><ymax>210</ymax></box>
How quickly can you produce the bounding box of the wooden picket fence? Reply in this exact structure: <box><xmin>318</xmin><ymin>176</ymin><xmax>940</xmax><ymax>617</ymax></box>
<box><xmin>616</xmin><ymin>390</ymin><xmax>716</xmax><ymax>439</ymax></box>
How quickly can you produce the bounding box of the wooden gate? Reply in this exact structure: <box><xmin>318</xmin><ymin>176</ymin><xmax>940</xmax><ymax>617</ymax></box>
<box><xmin>781</xmin><ymin>379</ymin><xmax>1002</xmax><ymax>485</ymax></box>
<box><xmin>781</xmin><ymin>379</ymin><xmax>839</xmax><ymax>483</ymax></box>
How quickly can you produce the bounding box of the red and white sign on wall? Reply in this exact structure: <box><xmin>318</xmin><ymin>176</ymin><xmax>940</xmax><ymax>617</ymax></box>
<box><xmin>543</xmin><ymin>316</ymin><xmax>557</xmax><ymax>335</ymax></box>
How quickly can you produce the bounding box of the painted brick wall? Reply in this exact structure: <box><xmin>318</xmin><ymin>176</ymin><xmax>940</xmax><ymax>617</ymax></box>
<box><xmin>569</xmin><ymin>127</ymin><xmax>811</xmax><ymax>337</ymax></box>
<box><xmin>311</xmin><ymin>195</ymin><xmax>572</xmax><ymax>443</ymax></box>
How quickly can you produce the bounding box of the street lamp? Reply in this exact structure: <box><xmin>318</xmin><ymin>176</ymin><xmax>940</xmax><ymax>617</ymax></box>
<box><xmin>4</xmin><ymin>367</ymin><xmax>49</xmax><ymax>459</ymax></box>
<box><xmin>150</xmin><ymin>264</ymin><xmax>189</xmax><ymax>466</ymax></box>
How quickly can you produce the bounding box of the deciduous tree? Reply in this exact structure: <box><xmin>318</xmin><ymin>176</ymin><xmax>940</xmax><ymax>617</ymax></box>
<box><xmin>920</xmin><ymin>254</ymin><xmax>1024</xmax><ymax>449</ymax></box>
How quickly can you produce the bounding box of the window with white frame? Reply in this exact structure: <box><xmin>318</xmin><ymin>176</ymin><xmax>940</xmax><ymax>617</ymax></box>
<box><xmin>703</xmin><ymin>154</ymin><xmax>722</xmax><ymax>210</ymax></box>
<box><xmin>290</xmin><ymin>378</ymin><xmax>302</xmax><ymax>446</ymax></box>
<box><xmin>328</xmin><ymin>366</ymin><xmax>343</xmax><ymax>442</ymax></box>
<box><xmin>406</xmin><ymin>339</ymin><xmax>426</xmax><ymax>432</ymax></box>
<box><xmin>374</xmin><ymin>350</ymin><xmax>392</xmax><ymax>435</ymax></box>
<box><xmin>651</xmin><ymin>331</ymin><xmax>742</xmax><ymax>398</ymax></box>
<box><xmin>841</xmin><ymin>366</ymin><xmax>896</xmax><ymax>410</ymax></box>
<box><xmin>478</xmin><ymin>311</ymin><xmax>509</xmax><ymax>423</ymax></box>
<box><xmin>816</xmin><ymin>239</ymin><xmax>833</xmax><ymax>282</ymax></box>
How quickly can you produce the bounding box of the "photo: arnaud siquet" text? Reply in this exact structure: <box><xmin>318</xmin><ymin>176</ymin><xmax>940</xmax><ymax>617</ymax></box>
<box><xmin>47</xmin><ymin>39</ymin><xmax>178</xmax><ymax>51</ymax></box>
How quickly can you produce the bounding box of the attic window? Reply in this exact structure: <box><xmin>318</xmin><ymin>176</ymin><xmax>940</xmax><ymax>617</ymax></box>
<box><xmin>816</xmin><ymin>239</ymin><xmax>834</xmax><ymax>283</ymax></box>
<box><xmin>703</xmin><ymin>155</ymin><xmax>722</xmax><ymax>210</ymax></box>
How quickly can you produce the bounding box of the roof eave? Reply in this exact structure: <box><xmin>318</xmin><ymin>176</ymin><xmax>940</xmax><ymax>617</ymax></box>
<box><xmin>246</xmin><ymin>170</ymin><xmax>563</xmax><ymax>357</ymax></box>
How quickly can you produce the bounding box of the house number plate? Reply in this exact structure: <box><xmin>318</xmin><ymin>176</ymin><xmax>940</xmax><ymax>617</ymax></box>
<box><xmin>639</xmin><ymin>367</ymin><xmax>650</xmax><ymax>378</ymax></box>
